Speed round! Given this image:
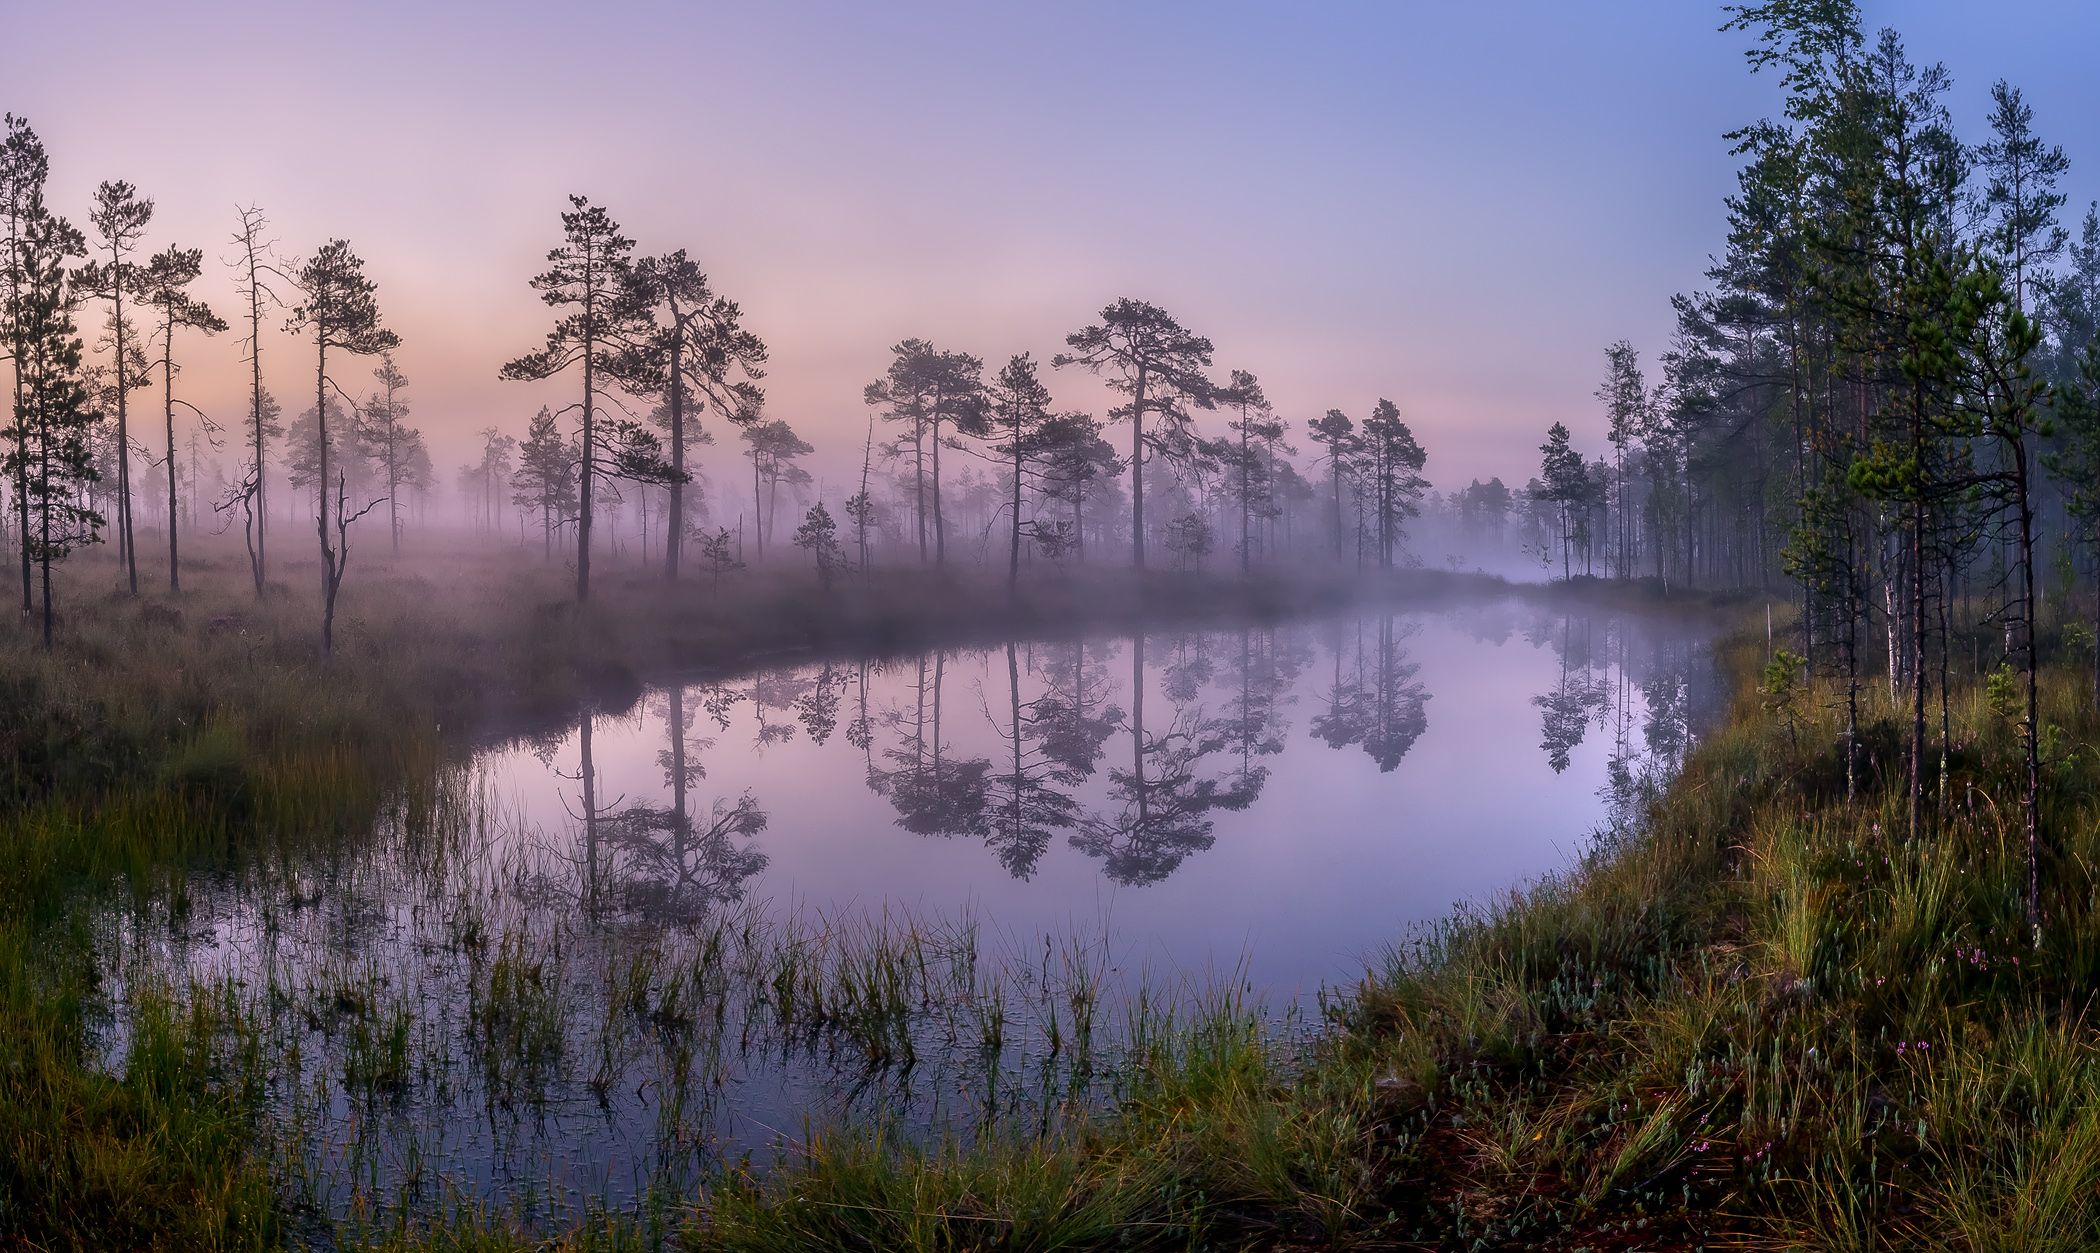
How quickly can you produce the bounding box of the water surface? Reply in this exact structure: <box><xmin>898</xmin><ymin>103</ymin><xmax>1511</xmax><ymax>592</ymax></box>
<box><xmin>95</xmin><ymin>595</ymin><xmax>1718</xmax><ymax>1222</ymax></box>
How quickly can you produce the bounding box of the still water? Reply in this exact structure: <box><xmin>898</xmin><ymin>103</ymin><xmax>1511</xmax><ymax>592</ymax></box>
<box><xmin>94</xmin><ymin>596</ymin><xmax>1718</xmax><ymax>1223</ymax></box>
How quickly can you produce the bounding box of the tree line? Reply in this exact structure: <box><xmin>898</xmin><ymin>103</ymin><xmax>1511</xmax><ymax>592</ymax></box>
<box><xmin>1520</xmin><ymin>1</ymin><xmax>2100</xmax><ymax>939</ymax></box>
<box><xmin>2</xmin><ymin>125</ymin><xmax>1474</xmax><ymax>654</ymax></box>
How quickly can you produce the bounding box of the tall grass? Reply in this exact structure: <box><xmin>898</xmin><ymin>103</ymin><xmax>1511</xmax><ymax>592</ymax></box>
<box><xmin>19</xmin><ymin>532</ymin><xmax>2087</xmax><ymax>1249</ymax></box>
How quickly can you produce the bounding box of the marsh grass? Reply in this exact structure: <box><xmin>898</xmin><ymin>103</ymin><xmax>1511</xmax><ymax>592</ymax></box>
<box><xmin>14</xmin><ymin>530</ymin><xmax>2063</xmax><ymax>1250</ymax></box>
<box><xmin>0</xmin><ymin>534</ymin><xmax>1486</xmax><ymax>1247</ymax></box>
<box><xmin>682</xmin><ymin>625</ymin><xmax>2100</xmax><ymax>1251</ymax></box>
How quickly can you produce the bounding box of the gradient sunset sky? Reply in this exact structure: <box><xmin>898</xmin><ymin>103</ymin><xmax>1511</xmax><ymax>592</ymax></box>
<box><xmin>11</xmin><ymin>1</ymin><xmax>2098</xmax><ymax>495</ymax></box>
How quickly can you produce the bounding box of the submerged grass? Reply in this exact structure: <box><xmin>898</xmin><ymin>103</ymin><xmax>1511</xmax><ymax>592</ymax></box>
<box><xmin>0</xmin><ymin>538</ymin><xmax>1475</xmax><ymax>1247</ymax></box>
<box><xmin>687</xmin><ymin>628</ymin><xmax>2100</xmax><ymax>1251</ymax></box>
<box><xmin>10</xmin><ymin>533</ymin><xmax>2094</xmax><ymax>1249</ymax></box>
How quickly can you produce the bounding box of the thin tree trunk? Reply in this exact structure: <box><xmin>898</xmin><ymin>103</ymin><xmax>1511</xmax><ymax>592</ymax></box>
<box><xmin>666</xmin><ymin>329</ymin><xmax>685</xmax><ymax>581</ymax></box>
<box><xmin>111</xmin><ymin>249</ymin><xmax>137</xmax><ymax>595</ymax></box>
<box><xmin>1130</xmin><ymin>365</ymin><xmax>1148</xmax><ymax>570</ymax></box>
<box><xmin>577</xmin><ymin>247</ymin><xmax>597</xmax><ymax>602</ymax></box>
<box><xmin>248</xmin><ymin>242</ymin><xmax>267</xmax><ymax>595</ymax></box>
<box><xmin>1009</xmin><ymin>434</ymin><xmax>1023</xmax><ymax>589</ymax></box>
<box><xmin>163</xmin><ymin>320</ymin><xmax>180</xmax><ymax>593</ymax></box>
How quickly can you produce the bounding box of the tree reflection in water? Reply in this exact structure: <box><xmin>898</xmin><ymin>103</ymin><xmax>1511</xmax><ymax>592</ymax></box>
<box><xmin>868</xmin><ymin>650</ymin><xmax>993</xmax><ymax>839</ymax></box>
<box><xmin>1311</xmin><ymin>615</ymin><xmax>1429</xmax><ymax>773</ymax></box>
<box><xmin>1072</xmin><ymin>631</ymin><xmax>1258</xmax><ymax>886</ymax></box>
<box><xmin>584</xmin><ymin>686</ymin><xmax>771</xmax><ymax>922</ymax></box>
<box><xmin>984</xmin><ymin>641</ymin><xmax>1083</xmax><ymax>878</ymax></box>
<box><xmin>552</xmin><ymin>608</ymin><xmax>1713</xmax><ymax>900</ymax></box>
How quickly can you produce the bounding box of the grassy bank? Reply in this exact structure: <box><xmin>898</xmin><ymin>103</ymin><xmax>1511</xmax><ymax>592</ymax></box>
<box><xmin>11</xmin><ymin>537</ymin><xmax>2087</xmax><ymax>1249</ymax></box>
<box><xmin>686</xmin><ymin>638</ymin><xmax>2100</xmax><ymax>1250</ymax></box>
<box><xmin>0</xmin><ymin>537</ymin><xmax>1544</xmax><ymax>1248</ymax></box>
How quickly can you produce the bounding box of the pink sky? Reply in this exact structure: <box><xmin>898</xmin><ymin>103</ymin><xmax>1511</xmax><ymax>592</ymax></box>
<box><xmin>12</xmin><ymin>2</ymin><xmax>2095</xmax><ymax>497</ymax></box>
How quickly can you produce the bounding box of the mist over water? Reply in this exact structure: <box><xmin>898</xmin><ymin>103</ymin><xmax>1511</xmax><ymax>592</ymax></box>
<box><xmin>92</xmin><ymin>594</ymin><xmax>1718</xmax><ymax>1220</ymax></box>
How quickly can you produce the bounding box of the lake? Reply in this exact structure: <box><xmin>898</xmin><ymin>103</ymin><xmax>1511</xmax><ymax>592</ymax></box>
<box><xmin>90</xmin><ymin>593</ymin><xmax>1720</xmax><ymax>1224</ymax></box>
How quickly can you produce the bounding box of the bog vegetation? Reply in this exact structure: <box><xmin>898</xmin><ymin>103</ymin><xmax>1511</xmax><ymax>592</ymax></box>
<box><xmin>3</xmin><ymin>0</ymin><xmax>2100</xmax><ymax>1247</ymax></box>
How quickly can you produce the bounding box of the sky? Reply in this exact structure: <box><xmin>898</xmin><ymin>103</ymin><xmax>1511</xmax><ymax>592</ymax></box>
<box><xmin>10</xmin><ymin>1</ymin><xmax>2099</xmax><ymax>499</ymax></box>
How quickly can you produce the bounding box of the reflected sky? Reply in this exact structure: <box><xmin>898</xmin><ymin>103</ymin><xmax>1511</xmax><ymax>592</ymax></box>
<box><xmin>93</xmin><ymin>596</ymin><xmax>1718</xmax><ymax>1217</ymax></box>
<box><xmin>498</xmin><ymin>599</ymin><xmax>1717</xmax><ymax>997</ymax></box>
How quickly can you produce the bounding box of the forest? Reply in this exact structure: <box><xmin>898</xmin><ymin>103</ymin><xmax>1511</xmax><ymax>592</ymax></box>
<box><xmin>6</xmin><ymin>0</ymin><xmax>2100</xmax><ymax>1249</ymax></box>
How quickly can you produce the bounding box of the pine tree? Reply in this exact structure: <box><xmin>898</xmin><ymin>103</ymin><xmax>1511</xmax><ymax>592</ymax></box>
<box><xmin>78</xmin><ymin>181</ymin><xmax>151</xmax><ymax>595</ymax></box>
<box><xmin>288</xmin><ymin>239</ymin><xmax>398</xmax><ymax>656</ymax></box>
<box><xmin>512</xmin><ymin>405</ymin><xmax>577</xmax><ymax>559</ymax></box>
<box><xmin>624</xmin><ymin>250</ymin><xmax>766</xmax><ymax>580</ymax></box>
<box><xmin>1306</xmin><ymin>409</ymin><xmax>1359</xmax><ymax>562</ymax></box>
<box><xmin>1598</xmin><ymin>340</ymin><xmax>1647</xmax><ymax>575</ymax></box>
<box><xmin>1053</xmin><ymin>299</ymin><xmax>1218</xmax><ymax>569</ymax></box>
<box><xmin>792</xmin><ymin>501</ymin><xmax>843</xmax><ymax>588</ymax></box>
<box><xmin>740</xmin><ymin>418</ymin><xmax>812</xmax><ymax>554</ymax></box>
<box><xmin>1538</xmin><ymin>422</ymin><xmax>1586</xmax><ymax>579</ymax></box>
<box><xmin>1361</xmin><ymin>398</ymin><xmax>1429</xmax><ymax>570</ymax></box>
<box><xmin>7</xmin><ymin>201</ymin><xmax>101</xmax><ymax>648</ymax></box>
<box><xmin>136</xmin><ymin>245</ymin><xmax>226</xmax><ymax>593</ymax></box>
<box><xmin>2</xmin><ymin>114</ymin><xmax>51</xmax><ymax>617</ymax></box>
<box><xmin>986</xmin><ymin>352</ymin><xmax>1055</xmax><ymax>588</ymax></box>
<box><xmin>363</xmin><ymin>352</ymin><xmax>415</xmax><ymax>553</ymax></box>
<box><xmin>864</xmin><ymin>339</ymin><xmax>988</xmax><ymax>565</ymax></box>
<box><xmin>501</xmin><ymin>197</ymin><xmax>649</xmax><ymax>601</ymax></box>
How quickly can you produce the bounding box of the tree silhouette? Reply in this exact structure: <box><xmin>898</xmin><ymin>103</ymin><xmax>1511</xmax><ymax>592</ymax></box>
<box><xmin>865</xmin><ymin>339</ymin><xmax>988</xmax><ymax>565</ymax></box>
<box><xmin>740</xmin><ymin>418</ymin><xmax>811</xmax><ymax>556</ymax></box>
<box><xmin>793</xmin><ymin>501</ymin><xmax>844</xmax><ymax>588</ymax></box>
<box><xmin>500</xmin><ymin>197</ymin><xmax>648</xmax><ymax>602</ymax></box>
<box><xmin>362</xmin><ymin>352</ymin><xmax>415</xmax><ymax>554</ymax></box>
<box><xmin>3</xmin><ymin>114</ymin><xmax>51</xmax><ymax>616</ymax></box>
<box><xmin>1360</xmin><ymin>399</ymin><xmax>1428</xmax><ymax>570</ymax></box>
<box><xmin>226</xmin><ymin>205</ymin><xmax>291</xmax><ymax>595</ymax></box>
<box><xmin>1359</xmin><ymin>616</ymin><xmax>1430</xmax><ymax>771</ymax></box>
<box><xmin>623</xmin><ymin>250</ymin><xmax>766</xmax><ymax>581</ymax></box>
<box><xmin>985</xmin><ymin>352</ymin><xmax>1057</xmax><ymax>588</ymax></box>
<box><xmin>511</xmin><ymin>406</ymin><xmax>576</xmax><ymax>559</ymax></box>
<box><xmin>602</xmin><ymin>685</ymin><xmax>768</xmax><ymax>921</ymax></box>
<box><xmin>1305</xmin><ymin>409</ymin><xmax>1359</xmax><ymax>562</ymax></box>
<box><xmin>1210</xmin><ymin>370</ymin><xmax>1290</xmax><ymax>573</ymax></box>
<box><xmin>1533</xmin><ymin>616</ymin><xmax>1607</xmax><ymax>773</ymax></box>
<box><xmin>135</xmin><ymin>245</ymin><xmax>225</xmax><ymax>593</ymax></box>
<box><xmin>1033</xmin><ymin>412</ymin><xmax>1119</xmax><ymax>563</ymax></box>
<box><xmin>1032</xmin><ymin>640</ymin><xmax>1122</xmax><ymax>777</ymax></box>
<box><xmin>7</xmin><ymin>197</ymin><xmax>101</xmax><ymax>648</ymax></box>
<box><xmin>288</xmin><ymin>238</ymin><xmax>398</xmax><ymax>656</ymax></box>
<box><xmin>78</xmin><ymin>181</ymin><xmax>150</xmax><ymax>595</ymax></box>
<box><xmin>868</xmin><ymin>651</ymin><xmax>991</xmax><ymax>840</ymax></box>
<box><xmin>1053</xmin><ymin>299</ymin><xmax>1218</xmax><ymax>569</ymax></box>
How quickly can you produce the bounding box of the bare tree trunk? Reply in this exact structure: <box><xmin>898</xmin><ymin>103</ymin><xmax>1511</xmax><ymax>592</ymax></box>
<box><xmin>1130</xmin><ymin>365</ymin><xmax>1148</xmax><ymax>570</ymax></box>
<box><xmin>1009</xmin><ymin>436</ymin><xmax>1023</xmax><ymax>589</ymax></box>
<box><xmin>577</xmin><ymin>250</ymin><xmax>597</xmax><ymax>602</ymax></box>
<box><xmin>248</xmin><ymin>243</ymin><xmax>268</xmax><ymax>596</ymax></box>
<box><xmin>913</xmin><ymin>419</ymin><xmax>926</xmax><ymax>563</ymax></box>
<box><xmin>2015</xmin><ymin>448</ymin><xmax>2042</xmax><ymax>943</ymax></box>
<box><xmin>932</xmin><ymin>416</ymin><xmax>947</xmax><ymax>566</ymax></box>
<box><xmin>110</xmin><ymin>253</ymin><xmax>138</xmax><ymax>595</ymax></box>
<box><xmin>665</xmin><ymin>331</ymin><xmax>686</xmax><ymax>581</ymax></box>
<box><xmin>163</xmin><ymin>320</ymin><xmax>180</xmax><ymax>593</ymax></box>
